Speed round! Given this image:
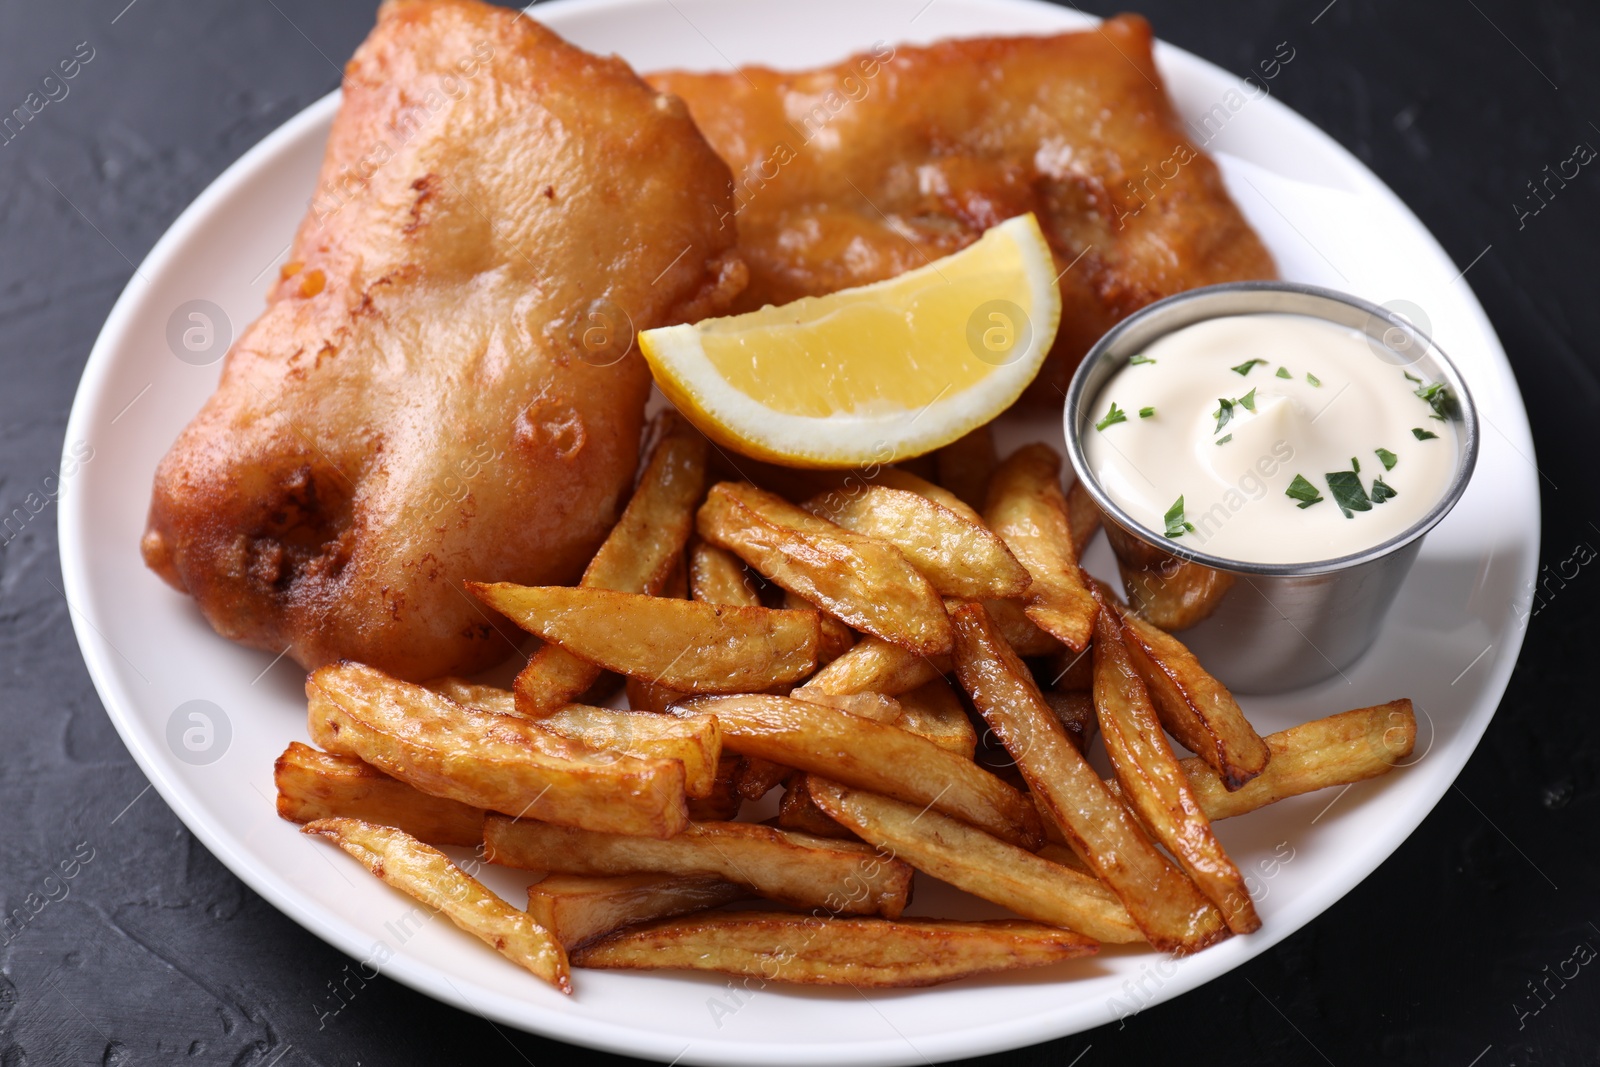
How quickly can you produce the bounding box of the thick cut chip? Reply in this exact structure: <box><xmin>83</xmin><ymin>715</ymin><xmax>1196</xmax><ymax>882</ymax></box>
<box><xmin>526</xmin><ymin>873</ymin><xmax>749</xmax><ymax>949</ymax></box>
<box><xmin>572</xmin><ymin>911</ymin><xmax>1095</xmax><ymax>987</ymax></box>
<box><xmin>810</xmin><ymin>779</ymin><xmax>1140</xmax><ymax>943</ymax></box>
<box><xmin>949</xmin><ymin>602</ymin><xmax>1227</xmax><ymax>953</ymax></box>
<box><xmin>696</xmin><ymin>481</ymin><xmax>953</xmax><ymax>655</ymax></box>
<box><xmin>679</xmin><ymin>693</ymin><xmax>1042</xmax><ymax>849</ymax></box>
<box><xmin>1101</xmin><ymin>521</ymin><xmax>1235</xmax><ymax>631</ymax></box>
<box><xmin>798</xmin><ymin>636</ymin><xmax>947</xmax><ymax>698</ymax></box>
<box><xmin>776</xmin><ymin>775</ymin><xmax>855</xmax><ymax>839</ymax></box>
<box><xmin>513</xmin><ymin>411</ymin><xmax>709</xmax><ymax>715</ymax></box>
<box><xmin>470</xmin><ymin>583</ymin><xmax>819</xmax><ymax>692</ymax></box>
<box><xmin>1064</xmin><ymin>478</ymin><xmax>1102</xmax><ymax>557</ymax></box>
<box><xmin>485</xmin><ymin>817</ymin><xmax>911</xmax><ymax>917</ymax></box>
<box><xmin>892</xmin><ymin>678</ymin><xmax>977</xmax><ymax>758</ymax></box>
<box><xmin>1089</xmin><ymin>590</ymin><xmax>1260</xmax><ymax>934</ymax></box>
<box><xmin>979</xmin><ymin>597</ymin><xmax>1060</xmax><ymax>656</ymax></box>
<box><xmin>803</xmin><ymin>486</ymin><xmax>1030</xmax><ymax>599</ymax></box>
<box><xmin>307</xmin><ymin>663</ymin><xmax>687</xmax><ymax>838</ymax></box>
<box><xmin>688</xmin><ymin>756</ymin><xmax>744</xmax><ymax>821</ymax></box>
<box><xmin>305</xmin><ymin>818</ymin><xmax>570</xmax><ymax>992</ymax></box>
<box><xmin>689</xmin><ymin>539</ymin><xmax>762</xmax><ymax>607</ymax></box>
<box><xmin>274</xmin><ymin>742</ymin><xmax>485</xmax><ymax>847</ymax></box>
<box><xmin>984</xmin><ymin>444</ymin><xmax>1097</xmax><ymax>650</ymax></box>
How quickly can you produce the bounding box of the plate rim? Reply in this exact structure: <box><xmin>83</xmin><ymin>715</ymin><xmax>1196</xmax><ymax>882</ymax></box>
<box><xmin>57</xmin><ymin>1</ymin><xmax>1539</xmax><ymax>1063</ymax></box>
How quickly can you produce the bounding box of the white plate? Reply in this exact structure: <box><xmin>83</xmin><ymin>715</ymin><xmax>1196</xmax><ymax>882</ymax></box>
<box><xmin>59</xmin><ymin>1</ymin><xmax>1538</xmax><ymax>1063</ymax></box>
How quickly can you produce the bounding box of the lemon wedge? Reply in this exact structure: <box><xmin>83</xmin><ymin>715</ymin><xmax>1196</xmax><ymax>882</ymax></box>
<box><xmin>639</xmin><ymin>213</ymin><xmax>1062</xmax><ymax>468</ymax></box>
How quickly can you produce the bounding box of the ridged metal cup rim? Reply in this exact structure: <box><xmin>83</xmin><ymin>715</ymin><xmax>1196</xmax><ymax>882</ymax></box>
<box><xmin>1062</xmin><ymin>281</ymin><xmax>1480</xmax><ymax>578</ymax></box>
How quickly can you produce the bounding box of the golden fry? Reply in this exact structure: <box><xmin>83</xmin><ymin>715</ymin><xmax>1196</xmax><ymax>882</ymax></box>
<box><xmin>892</xmin><ymin>678</ymin><xmax>976</xmax><ymax>758</ymax></box>
<box><xmin>307</xmin><ymin>663</ymin><xmax>687</xmax><ymax>838</ymax></box>
<box><xmin>936</xmin><ymin>424</ymin><xmax>998</xmax><ymax>511</ymax></box>
<box><xmin>485</xmin><ymin>816</ymin><xmax>911</xmax><ymax>917</ymax></box>
<box><xmin>1064</xmin><ymin>478</ymin><xmax>1102</xmax><ymax>557</ymax></box>
<box><xmin>689</xmin><ymin>539</ymin><xmax>762</xmax><ymax>607</ymax></box>
<box><xmin>1101</xmin><ymin>522</ymin><xmax>1234</xmax><ymax>631</ymax></box>
<box><xmin>949</xmin><ymin>602</ymin><xmax>1227</xmax><ymax>954</ymax></box>
<box><xmin>798</xmin><ymin>636</ymin><xmax>947</xmax><ymax>697</ymax></box>
<box><xmin>527</xmin><ymin>873</ymin><xmax>749</xmax><ymax>949</ymax></box>
<box><xmin>470</xmin><ymin>584</ymin><xmax>819</xmax><ymax>692</ymax></box>
<box><xmin>776</xmin><ymin>775</ymin><xmax>855</xmax><ymax>839</ymax></box>
<box><xmin>984</xmin><ymin>444</ymin><xmax>1098</xmax><ymax>651</ymax></box>
<box><xmin>305</xmin><ymin>818</ymin><xmax>571</xmax><ymax>993</ymax></box>
<box><xmin>696</xmin><ymin>481</ymin><xmax>953</xmax><ymax>655</ymax></box>
<box><xmin>571</xmin><ymin>911</ymin><xmax>1096</xmax><ymax>987</ymax></box>
<box><xmin>1089</xmin><ymin>590</ymin><xmax>1260</xmax><ymax>934</ymax></box>
<box><xmin>680</xmin><ymin>693</ymin><xmax>1043</xmax><ymax>849</ymax></box>
<box><xmin>274</xmin><ymin>742</ymin><xmax>485</xmax><ymax>847</ymax></box>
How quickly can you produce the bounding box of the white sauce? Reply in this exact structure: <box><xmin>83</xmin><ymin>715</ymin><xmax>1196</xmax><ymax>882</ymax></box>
<box><xmin>1082</xmin><ymin>313</ymin><xmax>1458</xmax><ymax>565</ymax></box>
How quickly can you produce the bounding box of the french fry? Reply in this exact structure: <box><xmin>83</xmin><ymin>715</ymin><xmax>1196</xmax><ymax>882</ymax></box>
<box><xmin>274</xmin><ymin>743</ymin><xmax>485</xmax><ymax>847</ymax></box>
<box><xmin>484</xmin><ymin>817</ymin><xmax>912</xmax><ymax>917</ymax></box>
<box><xmin>809</xmin><ymin>779</ymin><xmax>1140</xmax><ymax>943</ymax></box>
<box><xmin>688</xmin><ymin>756</ymin><xmax>744</xmax><ymax>822</ymax></box>
<box><xmin>798</xmin><ymin>636</ymin><xmax>947</xmax><ymax>697</ymax></box>
<box><xmin>421</xmin><ymin>678</ymin><xmax>722</xmax><ymax>798</ymax></box>
<box><xmin>1064</xmin><ymin>477</ymin><xmax>1102</xmax><ymax>557</ymax></box>
<box><xmin>936</xmin><ymin>423</ymin><xmax>998</xmax><ymax>511</ymax></box>
<box><xmin>512</xmin><ymin>412</ymin><xmax>706</xmax><ymax>715</ymax></box>
<box><xmin>696</xmin><ymin>481</ymin><xmax>953</xmax><ymax>656</ymax></box>
<box><xmin>1089</xmin><ymin>590</ymin><xmax>1260</xmax><ymax>935</ymax></box>
<box><xmin>1040</xmin><ymin>643</ymin><xmax>1094</xmax><ymax>691</ymax></box>
<box><xmin>1101</xmin><ymin>521</ymin><xmax>1234</xmax><ymax>631</ymax></box>
<box><xmin>571</xmin><ymin>911</ymin><xmax>1096</xmax><ymax>988</ymax></box>
<box><xmin>892</xmin><ymin>678</ymin><xmax>976</xmax><ymax>758</ymax></box>
<box><xmin>803</xmin><ymin>486</ymin><xmax>1030</xmax><ymax>599</ymax></box>
<box><xmin>689</xmin><ymin>538</ymin><xmax>762</xmax><ymax>607</ymax></box>
<box><xmin>948</xmin><ymin>602</ymin><xmax>1227</xmax><ymax>953</ymax></box>
<box><xmin>305</xmin><ymin>818</ymin><xmax>571</xmax><ymax>993</ymax></box>
<box><xmin>792</xmin><ymin>689</ymin><xmax>903</xmax><ymax>722</ymax></box>
<box><xmin>732</xmin><ymin>756</ymin><xmax>793</xmax><ymax>801</ymax></box>
<box><xmin>1043</xmin><ymin>690</ymin><xmax>1098</xmax><ymax>752</ymax></box>
<box><xmin>307</xmin><ymin>663</ymin><xmax>687</xmax><ymax>838</ymax></box>
<box><xmin>984</xmin><ymin>444</ymin><xmax>1098</xmax><ymax>651</ymax></box>
<box><xmin>679</xmin><ymin>693</ymin><xmax>1043</xmax><ymax>850</ymax></box>
<box><xmin>785</xmin><ymin>590</ymin><xmax>856</xmax><ymax>663</ymax></box>
<box><xmin>1178</xmin><ymin>701</ymin><xmax>1416</xmax><ymax>821</ymax></box>
<box><xmin>980</xmin><ymin>597</ymin><xmax>1060</xmax><ymax>656</ymax></box>
<box><xmin>1100</xmin><ymin>578</ymin><xmax>1271</xmax><ymax>791</ymax></box>
<box><xmin>776</xmin><ymin>775</ymin><xmax>855</xmax><ymax>839</ymax></box>
<box><xmin>526</xmin><ymin>873</ymin><xmax>749</xmax><ymax>949</ymax></box>
<box><xmin>867</xmin><ymin>467</ymin><xmax>983</xmax><ymax>523</ymax></box>
<box><xmin>469</xmin><ymin>584</ymin><xmax>820</xmax><ymax>693</ymax></box>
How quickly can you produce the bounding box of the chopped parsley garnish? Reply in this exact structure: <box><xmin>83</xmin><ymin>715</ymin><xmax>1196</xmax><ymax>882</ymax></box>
<box><xmin>1325</xmin><ymin>470</ymin><xmax>1372</xmax><ymax>518</ymax></box>
<box><xmin>1286</xmin><ymin>474</ymin><xmax>1324</xmax><ymax>509</ymax></box>
<box><xmin>1216</xmin><ymin>433</ymin><xmax>1233</xmax><ymax>445</ymax></box>
<box><xmin>1369</xmin><ymin>477</ymin><xmax>1398</xmax><ymax>503</ymax></box>
<box><xmin>1163</xmin><ymin>496</ymin><xmax>1196</xmax><ymax>539</ymax></box>
<box><xmin>1414</xmin><ymin>381</ymin><xmax>1456</xmax><ymax>420</ymax></box>
<box><xmin>1276</xmin><ymin>366</ymin><xmax>1292</xmax><ymax>379</ymax></box>
<box><xmin>1412</xmin><ymin>427</ymin><xmax>1439</xmax><ymax>440</ymax></box>
<box><xmin>1232</xmin><ymin>358</ymin><xmax>1268</xmax><ymax>376</ymax></box>
<box><xmin>1238</xmin><ymin>388</ymin><xmax>1258</xmax><ymax>412</ymax></box>
<box><xmin>1306</xmin><ymin>372</ymin><xmax>1322</xmax><ymax>387</ymax></box>
<box><xmin>1351</xmin><ymin>456</ymin><xmax>1361</xmax><ymax>474</ymax></box>
<box><xmin>1128</xmin><ymin>353</ymin><xmax>1156</xmax><ymax>366</ymax></box>
<box><xmin>1213</xmin><ymin>398</ymin><xmax>1234</xmax><ymax>434</ymax></box>
<box><xmin>1376</xmin><ymin>447</ymin><xmax>1399</xmax><ymax>471</ymax></box>
<box><xmin>1139</xmin><ymin>406</ymin><xmax>1156</xmax><ymax>419</ymax></box>
<box><xmin>1404</xmin><ymin>370</ymin><xmax>1422</xmax><ymax>384</ymax></box>
<box><xmin>1095</xmin><ymin>402</ymin><xmax>1128</xmax><ymax>431</ymax></box>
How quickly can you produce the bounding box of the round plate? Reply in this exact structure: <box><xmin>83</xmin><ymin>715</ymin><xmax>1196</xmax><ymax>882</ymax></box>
<box><xmin>59</xmin><ymin>1</ymin><xmax>1537</xmax><ymax>1064</ymax></box>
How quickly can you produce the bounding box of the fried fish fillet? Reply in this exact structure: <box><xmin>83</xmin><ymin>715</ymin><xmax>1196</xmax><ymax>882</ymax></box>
<box><xmin>649</xmin><ymin>14</ymin><xmax>1276</xmax><ymax>397</ymax></box>
<box><xmin>142</xmin><ymin>0</ymin><xmax>744</xmax><ymax>680</ymax></box>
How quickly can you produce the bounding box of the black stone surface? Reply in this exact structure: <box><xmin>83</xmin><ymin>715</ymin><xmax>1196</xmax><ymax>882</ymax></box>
<box><xmin>2</xmin><ymin>1</ymin><xmax>1596</xmax><ymax>1064</ymax></box>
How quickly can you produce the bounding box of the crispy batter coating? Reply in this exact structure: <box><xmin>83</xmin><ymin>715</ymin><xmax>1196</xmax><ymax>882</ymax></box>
<box><xmin>649</xmin><ymin>14</ymin><xmax>1275</xmax><ymax>397</ymax></box>
<box><xmin>142</xmin><ymin>0</ymin><xmax>744</xmax><ymax>679</ymax></box>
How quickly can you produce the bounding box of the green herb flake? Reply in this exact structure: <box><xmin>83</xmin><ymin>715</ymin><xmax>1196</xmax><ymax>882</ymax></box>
<box><xmin>1414</xmin><ymin>381</ymin><xmax>1457</xmax><ymax>420</ymax></box>
<box><xmin>1412</xmin><ymin>427</ymin><xmax>1439</xmax><ymax>441</ymax></box>
<box><xmin>1286</xmin><ymin>474</ymin><xmax>1324</xmax><ymax>509</ymax></box>
<box><xmin>1376</xmin><ymin>447</ymin><xmax>1399</xmax><ymax>471</ymax></box>
<box><xmin>1163</xmin><ymin>496</ymin><xmax>1197</xmax><ymax>539</ymax></box>
<box><xmin>1276</xmin><ymin>366</ymin><xmax>1292</xmax><ymax>379</ymax></box>
<box><xmin>1369</xmin><ymin>477</ymin><xmax>1398</xmax><ymax>504</ymax></box>
<box><xmin>1403</xmin><ymin>371</ymin><xmax>1422</xmax><ymax>384</ymax></box>
<box><xmin>1351</xmin><ymin>456</ymin><xmax>1361</xmax><ymax>474</ymax></box>
<box><xmin>1306</xmin><ymin>372</ymin><xmax>1322</xmax><ymax>387</ymax></box>
<box><xmin>1232</xmin><ymin>358</ymin><xmax>1268</xmax><ymax>376</ymax></box>
<box><xmin>1095</xmin><ymin>402</ymin><xmax>1128</xmax><ymax>431</ymax></box>
<box><xmin>1139</xmin><ymin>406</ymin><xmax>1156</xmax><ymax>419</ymax></box>
<box><xmin>1213</xmin><ymin>397</ymin><xmax>1234</xmax><ymax>434</ymax></box>
<box><xmin>1325</xmin><ymin>470</ymin><xmax>1372</xmax><ymax>518</ymax></box>
<box><xmin>1216</xmin><ymin>434</ymin><xmax>1233</xmax><ymax>445</ymax></box>
<box><xmin>1128</xmin><ymin>353</ymin><xmax>1156</xmax><ymax>366</ymax></box>
<box><xmin>1238</xmin><ymin>387</ymin><xmax>1258</xmax><ymax>413</ymax></box>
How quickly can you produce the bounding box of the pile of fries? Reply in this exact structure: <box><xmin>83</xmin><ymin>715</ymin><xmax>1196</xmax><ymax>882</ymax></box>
<box><xmin>278</xmin><ymin>413</ymin><xmax>1418</xmax><ymax>993</ymax></box>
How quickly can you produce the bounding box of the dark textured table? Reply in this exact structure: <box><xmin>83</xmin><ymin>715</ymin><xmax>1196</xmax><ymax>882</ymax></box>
<box><xmin>3</xmin><ymin>1</ymin><xmax>1595</xmax><ymax>1064</ymax></box>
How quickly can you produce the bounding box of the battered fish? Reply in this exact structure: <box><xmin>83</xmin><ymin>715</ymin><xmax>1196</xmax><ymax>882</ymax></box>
<box><xmin>649</xmin><ymin>15</ymin><xmax>1276</xmax><ymax>397</ymax></box>
<box><xmin>142</xmin><ymin>0</ymin><xmax>744</xmax><ymax>679</ymax></box>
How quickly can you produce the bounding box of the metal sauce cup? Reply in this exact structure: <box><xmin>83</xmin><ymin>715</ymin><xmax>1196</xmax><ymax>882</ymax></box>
<box><xmin>1063</xmin><ymin>282</ymin><xmax>1479</xmax><ymax>693</ymax></box>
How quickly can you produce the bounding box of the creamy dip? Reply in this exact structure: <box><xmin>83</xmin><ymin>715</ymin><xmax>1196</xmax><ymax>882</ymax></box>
<box><xmin>1082</xmin><ymin>313</ymin><xmax>1458</xmax><ymax>564</ymax></box>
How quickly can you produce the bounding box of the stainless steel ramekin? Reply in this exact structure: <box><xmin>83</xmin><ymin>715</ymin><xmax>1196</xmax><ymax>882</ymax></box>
<box><xmin>1063</xmin><ymin>282</ymin><xmax>1479</xmax><ymax>693</ymax></box>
